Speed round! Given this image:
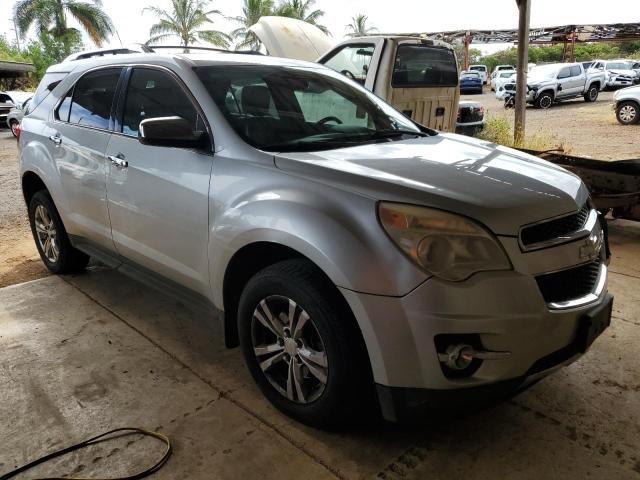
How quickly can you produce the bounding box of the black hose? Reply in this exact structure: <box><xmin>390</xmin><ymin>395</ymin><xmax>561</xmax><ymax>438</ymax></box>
<box><xmin>0</xmin><ymin>428</ymin><xmax>171</xmax><ymax>480</ymax></box>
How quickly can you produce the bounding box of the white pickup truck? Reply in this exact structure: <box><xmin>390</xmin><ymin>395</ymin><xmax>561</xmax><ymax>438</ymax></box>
<box><xmin>523</xmin><ymin>62</ymin><xmax>606</xmax><ymax>109</ymax></box>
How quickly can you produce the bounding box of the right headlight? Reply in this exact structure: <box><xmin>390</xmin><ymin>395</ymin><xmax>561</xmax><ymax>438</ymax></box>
<box><xmin>378</xmin><ymin>202</ymin><xmax>512</xmax><ymax>282</ymax></box>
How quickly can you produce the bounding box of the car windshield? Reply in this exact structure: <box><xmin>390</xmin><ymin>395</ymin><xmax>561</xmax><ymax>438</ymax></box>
<box><xmin>469</xmin><ymin>66</ymin><xmax>485</xmax><ymax>71</ymax></box>
<box><xmin>499</xmin><ymin>72</ymin><xmax>515</xmax><ymax>78</ymax></box>
<box><xmin>606</xmin><ymin>62</ymin><xmax>631</xmax><ymax>70</ymax></box>
<box><xmin>196</xmin><ymin>65</ymin><xmax>426</xmax><ymax>152</ymax></box>
<box><xmin>529</xmin><ymin>65</ymin><xmax>559</xmax><ymax>78</ymax></box>
<box><xmin>461</xmin><ymin>72</ymin><xmax>479</xmax><ymax>79</ymax></box>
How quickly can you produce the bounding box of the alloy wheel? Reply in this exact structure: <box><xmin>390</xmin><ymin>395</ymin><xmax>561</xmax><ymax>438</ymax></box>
<box><xmin>34</xmin><ymin>204</ymin><xmax>59</xmax><ymax>263</ymax></box>
<box><xmin>619</xmin><ymin>105</ymin><xmax>637</xmax><ymax>124</ymax></box>
<box><xmin>251</xmin><ymin>295</ymin><xmax>328</xmax><ymax>403</ymax></box>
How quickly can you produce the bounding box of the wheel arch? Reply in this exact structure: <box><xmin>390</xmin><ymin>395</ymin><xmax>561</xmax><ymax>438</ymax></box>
<box><xmin>22</xmin><ymin>170</ymin><xmax>49</xmax><ymax>206</ymax></box>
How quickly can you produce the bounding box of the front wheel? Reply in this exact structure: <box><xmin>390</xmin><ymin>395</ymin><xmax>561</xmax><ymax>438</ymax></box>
<box><xmin>9</xmin><ymin>120</ymin><xmax>19</xmax><ymax>138</ymax></box>
<box><xmin>237</xmin><ymin>259</ymin><xmax>371</xmax><ymax>428</ymax></box>
<box><xmin>616</xmin><ymin>101</ymin><xmax>639</xmax><ymax>125</ymax></box>
<box><xmin>584</xmin><ymin>86</ymin><xmax>599</xmax><ymax>102</ymax></box>
<box><xmin>535</xmin><ymin>92</ymin><xmax>554</xmax><ymax>109</ymax></box>
<box><xmin>28</xmin><ymin>190</ymin><xmax>90</xmax><ymax>274</ymax></box>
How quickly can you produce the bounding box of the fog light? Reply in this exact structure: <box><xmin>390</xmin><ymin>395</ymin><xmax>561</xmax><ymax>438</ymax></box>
<box><xmin>439</xmin><ymin>344</ymin><xmax>475</xmax><ymax>370</ymax></box>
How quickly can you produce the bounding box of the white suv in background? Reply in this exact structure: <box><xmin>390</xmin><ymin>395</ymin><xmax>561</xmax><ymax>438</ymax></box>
<box><xmin>469</xmin><ymin>64</ymin><xmax>488</xmax><ymax>84</ymax></box>
<box><xmin>590</xmin><ymin>59</ymin><xmax>638</xmax><ymax>88</ymax></box>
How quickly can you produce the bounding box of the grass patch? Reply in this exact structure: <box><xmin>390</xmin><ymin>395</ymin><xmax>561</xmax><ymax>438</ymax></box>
<box><xmin>477</xmin><ymin>117</ymin><xmax>568</xmax><ymax>152</ymax></box>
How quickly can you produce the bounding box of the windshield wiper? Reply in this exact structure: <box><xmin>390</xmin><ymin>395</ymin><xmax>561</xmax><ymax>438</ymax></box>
<box><xmin>367</xmin><ymin>129</ymin><xmax>428</xmax><ymax>139</ymax></box>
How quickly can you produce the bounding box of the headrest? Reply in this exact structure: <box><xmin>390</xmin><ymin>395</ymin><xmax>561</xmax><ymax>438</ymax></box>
<box><xmin>242</xmin><ymin>85</ymin><xmax>271</xmax><ymax>115</ymax></box>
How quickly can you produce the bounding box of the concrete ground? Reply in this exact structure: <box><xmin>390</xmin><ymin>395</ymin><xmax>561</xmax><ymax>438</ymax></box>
<box><xmin>1</xmin><ymin>220</ymin><xmax>639</xmax><ymax>479</ymax></box>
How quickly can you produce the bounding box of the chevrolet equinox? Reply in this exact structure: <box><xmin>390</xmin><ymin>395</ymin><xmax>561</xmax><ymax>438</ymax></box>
<box><xmin>18</xmin><ymin>51</ymin><xmax>612</xmax><ymax>427</ymax></box>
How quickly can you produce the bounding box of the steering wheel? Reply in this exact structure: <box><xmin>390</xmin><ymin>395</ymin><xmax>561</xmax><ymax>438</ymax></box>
<box><xmin>340</xmin><ymin>69</ymin><xmax>356</xmax><ymax>80</ymax></box>
<box><xmin>315</xmin><ymin>116</ymin><xmax>343</xmax><ymax>126</ymax></box>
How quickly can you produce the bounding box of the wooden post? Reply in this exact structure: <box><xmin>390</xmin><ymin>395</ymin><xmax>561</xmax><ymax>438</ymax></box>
<box><xmin>463</xmin><ymin>31</ymin><xmax>471</xmax><ymax>71</ymax></box>
<box><xmin>570</xmin><ymin>31</ymin><xmax>576</xmax><ymax>62</ymax></box>
<box><xmin>514</xmin><ymin>0</ymin><xmax>531</xmax><ymax>147</ymax></box>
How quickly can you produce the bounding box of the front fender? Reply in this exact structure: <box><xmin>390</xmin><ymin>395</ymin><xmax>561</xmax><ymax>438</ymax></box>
<box><xmin>207</xmin><ymin>157</ymin><xmax>427</xmax><ymax>309</ymax></box>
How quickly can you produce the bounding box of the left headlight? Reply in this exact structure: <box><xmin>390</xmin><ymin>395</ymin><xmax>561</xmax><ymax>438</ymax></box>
<box><xmin>378</xmin><ymin>202</ymin><xmax>512</xmax><ymax>282</ymax></box>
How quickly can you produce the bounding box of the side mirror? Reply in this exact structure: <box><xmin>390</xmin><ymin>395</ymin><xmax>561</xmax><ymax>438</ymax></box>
<box><xmin>138</xmin><ymin>116</ymin><xmax>209</xmax><ymax>149</ymax></box>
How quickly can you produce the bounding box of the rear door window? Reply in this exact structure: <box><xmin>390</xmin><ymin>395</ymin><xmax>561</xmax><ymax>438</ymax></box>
<box><xmin>392</xmin><ymin>45</ymin><xmax>458</xmax><ymax>87</ymax></box>
<box><xmin>558</xmin><ymin>67</ymin><xmax>571</xmax><ymax>79</ymax></box>
<box><xmin>570</xmin><ymin>66</ymin><xmax>582</xmax><ymax>77</ymax></box>
<box><xmin>321</xmin><ymin>44</ymin><xmax>375</xmax><ymax>85</ymax></box>
<box><xmin>68</xmin><ymin>68</ymin><xmax>122</xmax><ymax>129</ymax></box>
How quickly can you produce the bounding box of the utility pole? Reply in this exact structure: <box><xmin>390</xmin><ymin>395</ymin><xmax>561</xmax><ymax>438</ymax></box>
<box><xmin>514</xmin><ymin>0</ymin><xmax>531</xmax><ymax>147</ymax></box>
<box><xmin>12</xmin><ymin>18</ymin><xmax>21</xmax><ymax>51</ymax></box>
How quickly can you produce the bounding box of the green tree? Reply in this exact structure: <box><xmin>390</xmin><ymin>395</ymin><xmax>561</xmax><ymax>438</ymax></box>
<box><xmin>274</xmin><ymin>0</ymin><xmax>328</xmax><ymax>34</ymax></box>
<box><xmin>26</xmin><ymin>30</ymin><xmax>83</xmax><ymax>80</ymax></box>
<box><xmin>13</xmin><ymin>0</ymin><xmax>114</xmax><ymax>53</ymax></box>
<box><xmin>231</xmin><ymin>0</ymin><xmax>274</xmax><ymax>50</ymax></box>
<box><xmin>345</xmin><ymin>14</ymin><xmax>376</xmax><ymax>38</ymax></box>
<box><xmin>144</xmin><ymin>0</ymin><xmax>230</xmax><ymax>51</ymax></box>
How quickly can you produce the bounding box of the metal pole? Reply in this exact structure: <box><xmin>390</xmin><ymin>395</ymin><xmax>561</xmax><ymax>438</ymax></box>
<box><xmin>514</xmin><ymin>0</ymin><xmax>531</xmax><ymax>147</ymax></box>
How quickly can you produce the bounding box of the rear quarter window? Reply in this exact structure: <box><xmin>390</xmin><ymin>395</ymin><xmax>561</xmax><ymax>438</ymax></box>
<box><xmin>31</xmin><ymin>72</ymin><xmax>69</xmax><ymax>109</ymax></box>
<box><xmin>392</xmin><ymin>45</ymin><xmax>458</xmax><ymax>87</ymax></box>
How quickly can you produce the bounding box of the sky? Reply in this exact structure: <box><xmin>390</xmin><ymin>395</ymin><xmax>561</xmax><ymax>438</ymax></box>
<box><xmin>1</xmin><ymin>0</ymin><xmax>640</xmax><ymax>55</ymax></box>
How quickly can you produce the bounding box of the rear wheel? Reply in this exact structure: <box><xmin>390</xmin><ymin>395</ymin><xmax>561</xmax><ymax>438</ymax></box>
<box><xmin>9</xmin><ymin>120</ymin><xmax>19</xmax><ymax>138</ymax></box>
<box><xmin>237</xmin><ymin>259</ymin><xmax>371</xmax><ymax>428</ymax></box>
<box><xmin>616</xmin><ymin>101</ymin><xmax>639</xmax><ymax>125</ymax></box>
<box><xmin>535</xmin><ymin>92</ymin><xmax>554</xmax><ymax>109</ymax></box>
<box><xmin>584</xmin><ymin>85</ymin><xmax>599</xmax><ymax>102</ymax></box>
<box><xmin>28</xmin><ymin>190</ymin><xmax>89</xmax><ymax>274</ymax></box>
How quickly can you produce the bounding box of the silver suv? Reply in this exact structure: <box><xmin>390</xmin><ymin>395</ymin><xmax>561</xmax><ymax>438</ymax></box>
<box><xmin>19</xmin><ymin>52</ymin><xmax>612</xmax><ymax>427</ymax></box>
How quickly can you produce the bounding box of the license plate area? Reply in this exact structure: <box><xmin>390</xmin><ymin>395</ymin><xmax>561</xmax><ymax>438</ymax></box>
<box><xmin>576</xmin><ymin>294</ymin><xmax>613</xmax><ymax>353</ymax></box>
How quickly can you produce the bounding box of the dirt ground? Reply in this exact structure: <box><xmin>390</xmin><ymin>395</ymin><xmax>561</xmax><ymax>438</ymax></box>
<box><xmin>0</xmin><ymin>129</ymin><xmax>49</xmax><ymax>288</ymax></box>
<box><xmin>461</xmin><ymin>88</ymin><xmax>640</xmax><ymax>159</ymax></box>
<box><xmin>1</xmin><ymin>95</ymin><xmax>639</xmax><ymax>286</ymax></box>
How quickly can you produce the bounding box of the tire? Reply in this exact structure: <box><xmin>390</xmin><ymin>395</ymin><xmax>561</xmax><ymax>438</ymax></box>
<box><xmin>237</xmin><ymin>259</ymin><xmax>372</xmax><ymax>428</ymax></box>
<box><xmin>616</xmin><ymin>101</ymin><xmax>640</xmax><ymax>125</ymax></box>
<box><xmin>28</xmin><ymin>190</ymin><xmax>90</xmax><ymax>274</ymax></box>
<box><xmin>535</xmin><ymin>91</ymin><xmax>553</xmax><ymax>109</ymax></box>
<box><xmin>583</xmin><ymin>85</ymin><xmax>599</xmax><ymax>102</ymax></box>
<box><xmin>9</xmin><ymin>120</ymin><xmax>19</xmax><ymax>138</ymax></box>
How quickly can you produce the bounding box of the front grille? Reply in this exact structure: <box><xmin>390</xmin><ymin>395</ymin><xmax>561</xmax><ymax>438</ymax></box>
<box><xmin>535</xmin><ymin>260</ymin><xmax>601</xmax><ymax>304</ymax></box>
<box><xmin>520</xmin><ymin>203</ymin><xmax>590</xmax><ymax>248</ymax></box>
<box><xmin>504</xmin><ymin>83</ymin><xmax>516</xmax><ymax>91</ymax></box>
<box><xmin>458</xmin><ymin>107</ymin><xmax>483</xmax><ymax>123</ymax></box>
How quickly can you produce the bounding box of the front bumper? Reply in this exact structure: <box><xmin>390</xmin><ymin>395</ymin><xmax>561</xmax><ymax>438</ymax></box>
<box><xmin>608</xmin><ymin>77</ymin><xmax>634</xmax><ymax>87</ymax></box>
<box><xmin>340</xmin><ymin>217</ymin><xmax>611</xmax><ymax>420</ymax></box>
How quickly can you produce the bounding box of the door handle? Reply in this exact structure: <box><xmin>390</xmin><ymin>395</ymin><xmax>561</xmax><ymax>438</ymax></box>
<box><xmin>108</xmin><ymin>154</ymin><xmax>128</xmax><ymax>169</ymax></box>
<box><xmin>49</xmin><ymin>134</ymin><xmax>62</xmax><ymax>145</ymax></box>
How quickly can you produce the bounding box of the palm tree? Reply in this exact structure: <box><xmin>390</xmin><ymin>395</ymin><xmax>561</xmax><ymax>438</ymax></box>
<box><xmin>230</xmin><ymin>0</ymin><xmax>273</xmax><ymax>50</ymax></box>
<box><xmin>345</xmin><ymin>14</ymin><xmax>377</xmax><ymax>38</ymax></box>
<box><xmin>274</xmin><ymin>0</ymin><xmax>328</xmax><ymax>34</ymax></box>
<box><xmin>14</xmin><ymin>0</ymin><xmax>114</xmax><ymax>47</ymax></box>
<box><xmin>144</xmin><ymin>0</ymin><xmax>230</xmax><ymax>51</ymax></box>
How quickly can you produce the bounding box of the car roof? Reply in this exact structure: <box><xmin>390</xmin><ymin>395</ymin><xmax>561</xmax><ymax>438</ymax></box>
<box><xmin>47</xmin><ymin>51</ymin><xmax>325</xmax><ymax>75</ymax></box>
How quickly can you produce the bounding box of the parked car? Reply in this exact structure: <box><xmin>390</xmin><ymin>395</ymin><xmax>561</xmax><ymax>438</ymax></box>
<box><xmin>613</xmin><ymin>85</ymin><xmax>640</xmax><ymax>125</ymax></box>
<box><xmin>590</xmin><ymin>60</ymin><xmax>637</xmax><ymax>88</ymax></box>
<box><xmin>19</xmin><ymin>50</ymin><xmax>612</xmax><ymax>427</ymax></box>
<box><xmin>0</xmin><ymin>92</ymin><xmax>14</xmax><ymax>125</ymax></box>
<box><xmin>493</xmin><ymin>70</ymin><xmax>517</xmax><ymax>96</ymax></box>
<box><xmin>459</xmin><ymin>70</ymin><xmax>483</xmax><ymax>94</ymax></box>
<box><xmin>491</xmin><ymin>70</ymin><xmax>516</xmax><ymax>92</ymax></box>
<box><xmin>525</xmin><ymin>63</ymin><xmax>606</xmax><ymax>108</ymax></box>
<box><xmin>250</xmin><ymin>17</ymin><xmax>462</xmax><ymax>133</ymax></box>
<box><xmin>490</xmin><ymin>65</ymin><xmax>515</xmax><ymax>84</ymax></box>
<box><xmin>468</xmin><ymin>64</ymin><xmax>488</xmax><ymax>84</ymax></box>
<box><xmin>6</xmin><ymin>97</ymin><xmax>31</xmax><ymax>137</ymax></box>
<box><xmin>456</xmin><ymin>100</ymin><xmax>485</xmax><ymax>134</ymax></box>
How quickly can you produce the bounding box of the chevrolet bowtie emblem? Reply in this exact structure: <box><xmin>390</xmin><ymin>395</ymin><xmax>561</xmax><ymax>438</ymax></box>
<box><xmin>579</xmin><ymin>229</ymin><xmax>604</xmax><ymax>260</ymax></box>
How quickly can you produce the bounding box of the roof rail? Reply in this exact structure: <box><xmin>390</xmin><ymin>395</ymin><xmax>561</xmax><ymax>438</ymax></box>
<box><xmin>61</xmin><ymin>44</ymin><xmax>264</xmax><ymax>63</ymax></box>
<box><xmin>146</xmin><ymin>45</ymin><xmax>264</xmax><ymax>55</ymax></box>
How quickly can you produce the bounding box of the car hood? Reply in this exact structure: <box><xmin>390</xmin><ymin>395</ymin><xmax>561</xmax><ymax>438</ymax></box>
<box><xmin>274</xmin><ymin>133</ymin><xmax>587</xmax><ymax>235</ymax></box>
<box><xmin>609</xmin><ymin>69</ymin><xmax>636</xmax><ymax>77</ymax></box>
